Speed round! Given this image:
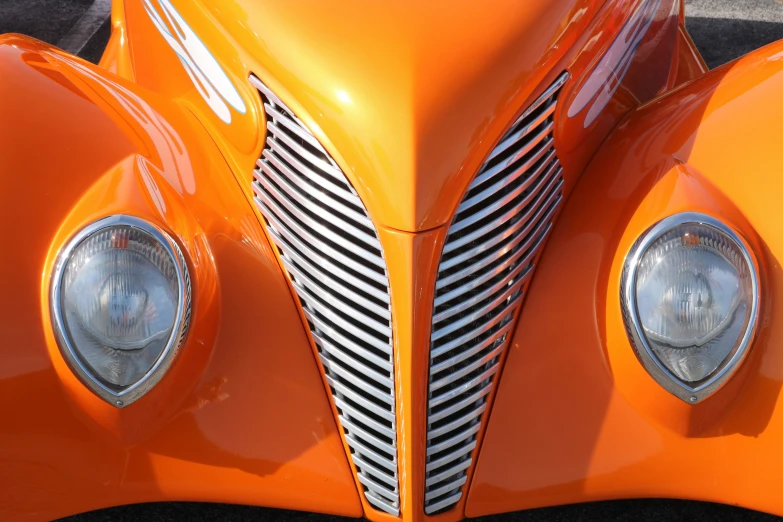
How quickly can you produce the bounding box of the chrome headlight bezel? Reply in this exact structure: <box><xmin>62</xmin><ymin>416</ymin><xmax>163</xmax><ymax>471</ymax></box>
<box><xmin>51</xmin><ymin>215</ymin><xmax>191</xmax><ymax>407</ymax></box>
<box><xmin>621</xmin><ymin>212</ymin><xmax>760</xmax><ymax>404</ymax></box>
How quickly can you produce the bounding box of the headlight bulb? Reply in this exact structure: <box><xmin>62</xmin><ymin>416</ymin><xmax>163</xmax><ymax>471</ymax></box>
<box><xmin>622</xmin><ymin>213</ymin><xmax>759</xmax><ymax>403</ymax></box>
<box><xmin>51</xmin><ymin>215</ymin><xmax>191</xmax><ymax>406</ymax></box>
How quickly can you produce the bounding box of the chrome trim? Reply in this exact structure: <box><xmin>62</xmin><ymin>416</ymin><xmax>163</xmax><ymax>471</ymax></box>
<box><xmin>430</xmin><ymin>301</ymin><xmax>520</xmax><ymax>361</ymax></box>
<box><xmin>442</xmin><ymin>170</ymin><xmax>562</xmax><ymax>254</ymax></box>
<box><xmin>263</xmin><ymin>141</ymin><xmax>364</xmax><ymax>207</ymax></box>
<box><xmin>432</xmin><ymin>264</ymin><xmax>530</xmax><ymax>324</ymax></box>
<box><xmin>431</xmin><ymin>279</ymin><xmax>526</xmax><ymax>342</ymax></box>
<box><xmin>425</xmin><ymin>476</ymin><xmax>468</xmax><ymax>501</ymax></box>
<box><xmin>440</xmin><ymin>187</ymin><xmax>561</xmax><ymax>271</ymax></box>
<box><xmin>426</xmin><ymin>440</ymin><xmax>477</xmax><ymax>471</ymax></box>
<box><xmin>250</xmin><ymin>75</ymin><xmax>400</xmax><ymax>516</ymax></box>
<box><xmin>425</xmin><ymin>492</ymin><xmax>464</xmax><ymax>514</ymax></box>
<box><xmin>263</xmin><ymin>217</ymin><xmax>389</xmax><ymax>294</ymax></box>
<box><xmin>264</xmin><ymin>104</ymin><xmax>322</xmax><ymax>149</ymax></box>
<box><xmin>427</xmin><ymin>404</ymin><xmax>487</xmax><ymax>440</ymax></box>
<box><xmin>50</xmin><ymin>215</ymin><xmax>191</xmax><ymax>408</ymax></box>
<box><xmin>434</xmin><ymin>228</ymin><xmax>548</xmax><ymax>305</ymax></box>
<box><xmin>426</xmin><ymin>458</ymin><xmax>473</xmax><ymax>485</ymax></box>
<box><xmin>428</xmin><ymin>383</ymin><xmax>494</xmax><ymax>423</ymax></box>
<box><xmin>429</xmin><ymin>344</ymin><xmax>505</xmax><ymax>392</ymax></box>
<box><xmin>468</xmin><ymin>125</ymin><xmax>554</xmax><ymax>189</ymax></box>
<box><xmin>258</xmin><ymin>159</ymin><xmax>367</xmax><ymax>224</ymax></box>
<box><xmin>437</xmin><ymin>214</ymin><xmax>553</xmax><ymax>291</ymax></box>
<box><xmin>457</xmin><ymin>146</ymin><xmax>556</xmax><ymax>215</ymax></box>
<box><xmin>620</xmin><ymin>212</ymin><xmax>760</xmax><ymax>404</ymax></box>
<box><xmin>424</xmin><ymin>72</ymin><xmax>569</xmax><ymax>514</ymax></box>
<box><xmin>488</xmin><ymin>103</ymin><xmax>557</xmax><ymax>161</ymax></box>
<box><xmin>427</xmin><ymin>423</ymin><xmax>483</xmax><ymax>455</ymax></box>
<box><xmin>267</xmin><ymin>123</ymin><xmax>345</xmax><ymax>180</ymax></box>
<box><xmin>447</xmin><ymin>157</ymin><xmax>560</xmax><ymax>235</ymax></box>
<box><xmin>430</xmin><ymin>325</ymin><xmax>513</xmax><ymax>373</ymax></box>
<box><xmin>278</xmin><ymin>249</ymin><xmax>391</xmax><ymax>320</ymax></box>
<box><xmin>429</xmin><ymin>360</ymin><xmax>503</xmax><ymax>409</ymax></box>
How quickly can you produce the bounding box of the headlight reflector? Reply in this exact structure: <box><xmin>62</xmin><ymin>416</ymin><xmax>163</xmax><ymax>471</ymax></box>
<box><xmin>622</xmin><ymin>213</ymin><xmax>759</xmax><ymax>403</ymax></box>
<box><xmin>52</xmin><ymin>216</ymin><xmax>191</xmax><ymax>406</ymax></box>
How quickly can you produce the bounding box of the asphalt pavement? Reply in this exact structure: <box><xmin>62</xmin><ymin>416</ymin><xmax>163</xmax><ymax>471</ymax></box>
<box><xmin>1</xmin><ymin>0</ymin><xmax>782</xmax><ymax>520</ymax></box>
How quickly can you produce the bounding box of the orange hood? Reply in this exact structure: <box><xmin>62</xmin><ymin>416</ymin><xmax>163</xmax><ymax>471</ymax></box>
<box><xmin>128</xmin><ymin>0</ymin><xmax>606</xmax><ymax>231</ymax></box>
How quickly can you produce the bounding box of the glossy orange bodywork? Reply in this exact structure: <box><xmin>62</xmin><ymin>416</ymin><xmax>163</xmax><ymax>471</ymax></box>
<box><xmin>470</xmin><ymin>40</ymin><xmax>783</xmax><ymax>518</ymax></box>
<box><xmin>7</xmin><ymin>0</ymin><xmax>781</xmax><ymax>520</ymax></box>
<box><xmin>0</xmin><ymin>37</ymin><xmax>360</xmax><ymax>521</ymax></box>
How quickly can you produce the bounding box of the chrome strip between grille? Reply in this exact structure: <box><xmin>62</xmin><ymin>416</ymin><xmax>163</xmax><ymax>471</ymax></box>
<box><xmin>250</xmin><ymin>75</ymin><xmax>400</xmax><ymax>516</ymax></box>
<box><xmin>424</xmin><ymin>72</ymin><xmax>569</xmax><ymax>515</ymax></box>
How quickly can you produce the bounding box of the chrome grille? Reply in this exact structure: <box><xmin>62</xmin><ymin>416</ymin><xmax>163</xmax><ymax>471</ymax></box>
<box><xmin>250</xmin><ymin>76</ymin><xmax>400</xmax><ymax>516</ymax></box>
<box><xmin>425</xmin><ymin>73</ymin><xmax>568</xmax><ymax>514</ymax></box>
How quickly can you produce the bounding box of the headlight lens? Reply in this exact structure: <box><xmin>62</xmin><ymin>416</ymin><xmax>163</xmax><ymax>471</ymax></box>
<box><xmin>52</xmin><ymin>216</ymin><xmax>190</xmax><ymax>406</ymax></box>
<box><xmin>622</xmin><ymin>213</ymin><xmax>759</xmax><ymax>403</ymax></box>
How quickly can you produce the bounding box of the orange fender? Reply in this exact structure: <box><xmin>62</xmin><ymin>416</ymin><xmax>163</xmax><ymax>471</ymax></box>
<box><xmin>0</xmin><ymin>36</ymin><xmax>360</xmax><ymax>521</ymax></box>
<box><xmin>471</xmin><ymin>39</ymin><xmax>783</xmax><ymax>518</ymax></box>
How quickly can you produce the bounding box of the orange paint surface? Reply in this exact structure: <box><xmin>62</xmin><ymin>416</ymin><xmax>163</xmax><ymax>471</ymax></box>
<box><xmin>0</xmin><ymin>0</ymin><xmax>752</xmax><ymax>519</ymax></box>
<box><xmin>0</xmin><ymin>36</ymin><xmax>360</xmax><ymax>521</ymax></box>
<box><xmin>470</xmin><ymin>39</ymin><xmax>783</xmax><ymax>518</ymax></box>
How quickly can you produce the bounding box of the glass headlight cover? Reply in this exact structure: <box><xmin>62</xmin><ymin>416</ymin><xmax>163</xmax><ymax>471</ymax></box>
<box><xmin>51</xmin><ymin>215</ymin><xmax>191</xmax><ymax>407</ymax></box>
<box><xmin>622</xmin><ymin>212</ymin><xmax>759</xmax><ymax>404</ymax></box>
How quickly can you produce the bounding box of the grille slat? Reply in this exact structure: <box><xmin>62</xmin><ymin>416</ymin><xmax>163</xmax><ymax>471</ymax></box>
<box><xmin>429</xmin><ymin>344</ymin><xmax>505</xmax><ymax>393</ymax></box>
<box><xmin>258</xmin><ymin>176</ymin><xmax>383</xmax><ymax>256</ymax></box>
<box><xmin>309</xmin><ymin>318</ymin><xmax>393</xmax><ymax>372</ymax></box>
<box><xmin>424</xmin><ymin>72</ymin><xmax>568</xmax><ymax>514</ymax></box>
<box><xmin>341</xmin><ymin>416</ymin><xmax>397</xmax><ymax>454</ymax></box>
<box><xmin>319</xmin><ymin>355</ymin><xmax>395</xmax><ymax>406</ymax></box>
<box><xmin>426</xmin><ymin>441</ymin><xmax>477</xmax><ymax>472</ymax></box>
<box><xmin>267</xmin><ymin>124</ymin><xmax>345</xmax><ymax>179</ymax></box>
<box><xmin>449</xmin><ymin>153</ymin><xmax>559</xmax><ymax>234</ymax></box>
<box><xmin>440</xmin><ymin>185</ymin><xmax>562</xmax><ymax>272</ymax></box>
<box><xmin>427</xmin><ymin>423</ymin><xmax>483</xmax><ymax>455</ymax></box>
<box><xmin>457</xmin><ymin>145</ymin><xmax>555</xmax><ymax>216</ymax></box>
<box><xmin>429</xmin><ymin>359</ymin><xmax>502</xmax><ymax>409</ymax></box>
<box><xmin>425</xmin><ymin>458</ymin><xmax>474</xmax><ymax>486</ymax></box>
<box><xmin>288</xmin><ymin>271</ymin><xmax>392</xmax><ymax>338</ymax></box>
<box><xmin>264</xmin><ymin>104</ymin><xmax>323</xmax><ymax>149</ymax></box>
<box><xmin>427</xmin><ymin>404</ymin><xmax>487</xmax><ymax>440</ymax></box>
<box><xmin>265</xmin><ymin>223</ymin><xmax>389</xmax><ymax>298</ymax></box>
<box><xmin>277</xmin><ymin>248</ymin><xmax>391</xmax><ymax>321</ymax></box>
<box><xmin>257</xmin><ymin>196</ymin><xmax>388</xmax><ymax>285</ymax></box>
<box><xmin>315</xmin><ymin>337</ymin><xmax>394</xmax><ymax>389</ymax></box>
<box><xmin>257</xmin><ymin>160</ymin><xmax>370</xmax><ymax>231</ymax></box>
<box><xmin>433</xmin><ymin>262</ymin><xmax>531</xmax><ymax>325</ymax></box>
<box><xmin>431</xmin><ymin>279</ymin><xmax>525</xmax><ymax>342</ymax></box>
<box><xmin>425</xmin><ymin>476</ymin><xmax>469</xmax><ymax>502</ymax></box>
<box><xmin>442</xmin><ymin>165</ymin><xmax>562</xmax><ymax>255</ymax></box>
<box><xmin>425</xmin><ymin>492</ymin><xmax>464</xmax><ymax>514</ymax></box>
<box><xmin>427</xmin><ymin>383</ymin><xmax>494</xmax><ymax>424</ymax></box>
<box><xmin>290</xmin><ymin>281</ymin><xmax>391</xmax><ymax>352</ymax></box>
<box><xmin>437</xmin><ymin>202</ymin><xmax>556</xmax><ymax>297</ymax></box>
<box><xmin>264</xmin><ymin>140</ymin><xmax>364</xmax><ymax>208</ymax></box>
<box><xmin>347</xmin><ymin>434</ymin><xmax>398</xmax><ymax>468</ymax></box>
<box><xmin>468</xmin><ymin>123</ymin><xmax>554</xmax><ymax>190</ymax></box>
<box><xmin>430</xmin><ymin>299</ymin><xmax>521</xmax><ymax>362</ymax></box>
<box><xmin>327</xmin><ymin>378</ymin><xmax>396</xmax><ymax>421</ymax></box>
<box><xmin>251</xmin><ymin>75</ymin><xmax>400</xmax><ymax>516</ymax></box>
<box><xmin>487</xmin><ymin>102</ymin><xmax>557</xmax><ymax>161</ymax></box>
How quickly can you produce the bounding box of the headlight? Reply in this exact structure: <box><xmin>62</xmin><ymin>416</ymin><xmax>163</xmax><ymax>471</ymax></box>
<box><xmin>621</xmin><ymin>212</ymin><xmax>759</xmax><ymax>403</ymax></box>
<box><xmin>52</xmin><ymin>215</ymin><xmax>191</xmax><ymax>407</ymax></box>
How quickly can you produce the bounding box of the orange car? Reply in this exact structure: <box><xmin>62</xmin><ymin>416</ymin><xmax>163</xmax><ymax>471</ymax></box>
<box><xmin>3</xmin><ymin>0</ymin><xmax>783</xmax><ymax>520</ymax></box>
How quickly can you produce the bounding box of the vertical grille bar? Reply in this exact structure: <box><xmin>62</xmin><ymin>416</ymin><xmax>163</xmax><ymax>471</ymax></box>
<box><xmin>250</xmin><ymin>75</ymin><xmax>400</xmax><ymax>516</ymax></box>
<box><xmin>425</xmin><ymin>73</ymin><xmax>569</xmax><ymax>514</ymax></box>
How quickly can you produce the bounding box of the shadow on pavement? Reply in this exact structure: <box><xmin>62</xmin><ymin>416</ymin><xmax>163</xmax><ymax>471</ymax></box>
<box><xmin>687</xmin><ymin>17</ymin><xmax>783</xmax><ymax>68</ymax></box>
<box><xmin>60</xmin><ymin>499</ymin><xmax>782</xmax><ymax>522</ymax></box>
